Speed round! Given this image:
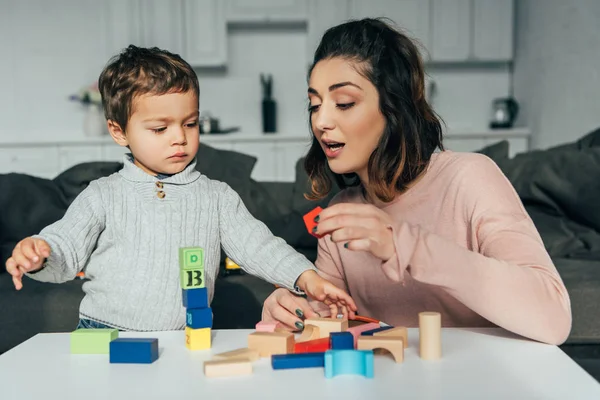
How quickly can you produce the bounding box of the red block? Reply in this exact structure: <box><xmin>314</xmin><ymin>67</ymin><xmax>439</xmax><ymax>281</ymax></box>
<box><xmin>303</xmin><ymin>206</ymin><xmax>323</xmax><ymax>238</ymax></box>
<box><xmin>294</xmin><ymin>337</ymin><xmax>331</xmax><ymax>354</ymax></box>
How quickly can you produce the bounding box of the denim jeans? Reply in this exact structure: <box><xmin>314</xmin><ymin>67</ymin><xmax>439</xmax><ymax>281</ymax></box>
<box><xmin>76</xmin><ymin>318</ymin><xmax>118</xmax><ymax>330</ymax></box>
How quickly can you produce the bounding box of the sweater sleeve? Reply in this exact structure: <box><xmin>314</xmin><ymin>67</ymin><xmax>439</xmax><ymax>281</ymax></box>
<box><xmin>217</xmin><ymin>182</ymin><xmax>316</xmax><ymax>292</ymax></box>
<box><xmin>380</xmin><ymin>155</ymin><xmax>572</xmax><ymax>345</ymax></box>
<box><xmin>26</xmin><ymin>181</ymin><xmax>106</xmax><ymax>283</ymax></box>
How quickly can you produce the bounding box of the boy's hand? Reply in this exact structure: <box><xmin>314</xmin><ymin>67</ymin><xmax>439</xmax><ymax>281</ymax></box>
<box><xmin>296</xmin><ymin>270</ymin><xmax>357</xmax><ymax>319</ymax></box>
<box><xmin>5</xmin><ymin>237</ymin><xmax>51</xmax><ymax>290</ymax></box>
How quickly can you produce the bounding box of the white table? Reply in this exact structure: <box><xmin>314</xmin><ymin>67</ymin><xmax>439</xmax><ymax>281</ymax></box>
<box><xmin>1</xmin><ymin>328</ymin><xmax>599</xmax><ymax>399</ymax></box>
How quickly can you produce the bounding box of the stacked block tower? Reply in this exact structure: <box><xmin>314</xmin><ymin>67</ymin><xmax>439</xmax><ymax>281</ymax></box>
<box><xmin>179</xmin><ymin>247</ymin><xmax>212</xmax><ymax>350</ymax></box>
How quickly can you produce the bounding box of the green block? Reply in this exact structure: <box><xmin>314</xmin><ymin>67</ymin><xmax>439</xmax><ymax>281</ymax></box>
<box><xmin>179</xmin><ymin>247</ymin><xmax>204</xmax><ymax>270</ymax></box>
<box><xmin>71</xmin><ymin>328</ymin><xmax>119</xmax><ymax>354</ymax></box>
<box><xmin>181</xmin><ymin>267</ymin><xmax>205</xmax><ymax>289</ymax></box>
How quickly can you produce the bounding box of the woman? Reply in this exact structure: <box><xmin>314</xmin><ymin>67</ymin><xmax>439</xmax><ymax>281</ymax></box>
<box><xmin>261</xmin><ymin>18</ymin><xmax>572</xmax><ymax>345</ymax></box>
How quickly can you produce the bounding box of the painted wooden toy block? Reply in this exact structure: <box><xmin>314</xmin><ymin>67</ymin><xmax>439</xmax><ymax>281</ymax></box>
<box><xmin>303</xmin><ymin>206</ymin><xmax>324</xmax><ymax>238</ymax></box>
<box><xmin>346</xmin><ymin>322</ymin><xmax>380</xmax><ymax>346</ymax></box>
<box><xmin>361</xmin><ymin>326</ymin><xmax>394</xmax><ymax>336</ymax></box>
<box><xmin>70</xmin><ymin>328</ymin><xmax>118</xmax><ymax>354</ymax></box>
<box><xmin>185</xmin><ymin>327</ymin><xmax>211</xmax><ymax>350</ymax></box>
<box><xmin>297</xmin><ymin>324</ymin><xmax>320</xmax><ymax>342</ymax></box>
<box><xmin>182</xmin><ymin>287</ymin><xmax>208</xmax><ymax>309</ymax></box>
<box><xmin>180</xmin><ymin>267</ymin><xmax>205</xmax><ymax>289</ymax></box>
<box><xmin>186</xmin><ymin>307</ymin><xmax>212</xmax><ymax>329</ymax></box>
<box><xmin>294</xmin><ymin>337</ymin><xmax>330</xmax><ymax>354</ymax></box>
<box><xmin>109</xmin><ymin>338</ymin><xmax>159</xmax><ymax>364</ymax></box>
<box><xmin>255</xmin><ymin>321</ymin><xmax>280</xmax><ymax>333</ymax></box>
<box><xmin>247</xmin><ymin>331</ymin><xmax>294</xmax><ymax>357</ymax></box>
<box><xmin>271</xmin><ymin>352</ymin><xmax>325</xmax><ymax>370</ymax></box>
<box><xmin>213</xmin><ymin>348</ymin><xmax>260</xmax><ymax>362</ymax></box>
<box><xmin>330</xmin><ymin>332</ymin><xmax>354</xmax><ymax>350</ymax></box>
<box><xmin>324</xmin><ymin>350</ymin><xmax>374</xmax><ymax>379</ymax></box>
<box><xmin>303</xmin><ymin>317</ymin><xmax>348</xmax><ymax>338</ymax></box>
<box><xmin>357</xmin><ymin>336</ymin><xmax>404</xmax><ymax>363</ymax></box>
<box><xmin>179</xmin><ymin>247</ymin><xmax>204</xmax><ymax>269</ymax></box>
<box><xmin>204</xmin><ymin>359</ymin><xmax>252</xmax><ymax>378</ymax></box>
<box><xmin>374</xmin><ymin>326</ymin><xmax>408</xmax><ymax>348</ymax></box>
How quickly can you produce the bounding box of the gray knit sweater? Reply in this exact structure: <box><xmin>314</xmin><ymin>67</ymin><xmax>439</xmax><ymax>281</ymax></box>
<box><xmin>28</xmin><ymin>154</ymin><xmax>315</xmax><ymax>331</ymax></box>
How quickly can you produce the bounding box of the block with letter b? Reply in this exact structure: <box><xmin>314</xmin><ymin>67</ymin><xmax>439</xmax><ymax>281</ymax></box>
<box><xmin>186</xmin><ymin>307</ymin><xmax>213</xmax><ymax>329</ymax></box>
<box><xmin>181</xmin><ymin>267</ymin><xmax>205</xmax><ymax>289</ymax></box>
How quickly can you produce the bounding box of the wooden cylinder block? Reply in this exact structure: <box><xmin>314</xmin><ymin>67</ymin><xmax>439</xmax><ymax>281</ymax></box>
<box><xmin>419</xmin><ymin>311</ymin><xmax>441</xmax><ymax>360</ymax></box>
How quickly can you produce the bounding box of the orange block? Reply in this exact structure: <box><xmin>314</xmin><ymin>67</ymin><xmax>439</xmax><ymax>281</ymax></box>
<box><xmin>294</xmin><ymin>337</ymin><xmax>330</xmax><ymax>354</ymax></box>
<box><xmin>303</xmin><ymin>206</ymin><xmax>323</xmax><ymax>238</ymax></box>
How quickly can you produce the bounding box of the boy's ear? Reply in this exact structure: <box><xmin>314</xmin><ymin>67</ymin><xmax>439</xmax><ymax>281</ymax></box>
<box><xmin>107</xmin><ymin>120</ymin><xmax>128</xmax><ymax>147</ymax></box>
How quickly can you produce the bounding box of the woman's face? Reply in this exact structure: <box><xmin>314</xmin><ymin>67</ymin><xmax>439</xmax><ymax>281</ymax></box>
<box><xmin>308</xmin><ymin>57</ymin><xmax>386</xmax><ymax>183</ymax></box>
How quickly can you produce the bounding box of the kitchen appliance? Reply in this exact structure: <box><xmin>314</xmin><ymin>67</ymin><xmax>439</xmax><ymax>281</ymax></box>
<box><xmin>490</xmin><ymin>97</ymin><xmax>519</xmax><ymax>129</ymax></box>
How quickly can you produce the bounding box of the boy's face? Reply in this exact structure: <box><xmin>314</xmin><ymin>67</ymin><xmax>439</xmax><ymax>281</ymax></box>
<box><xmin>109</xmin><ymin>90</ymin><xmax>200</xmax><ymax>176</ymax></box>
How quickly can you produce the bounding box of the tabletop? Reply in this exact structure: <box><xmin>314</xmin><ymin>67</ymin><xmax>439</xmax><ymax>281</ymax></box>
<box><xmin>1</xmin><ymin>327</ymin><xmax>599</xmax><ymax>400</ymax></box>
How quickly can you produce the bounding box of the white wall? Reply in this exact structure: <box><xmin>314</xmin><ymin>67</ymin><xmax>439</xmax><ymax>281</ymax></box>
<box><xmin>513</xmin><ymin>0</ymin><xmax>600</xmax><ymax>149</ymax></box>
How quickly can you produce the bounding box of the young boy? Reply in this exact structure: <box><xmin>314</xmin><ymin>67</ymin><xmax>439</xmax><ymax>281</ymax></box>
<box><xmin>5</xmin><ymin>45</ymin><xmax>356</xmax><ymax>331</ymax></box>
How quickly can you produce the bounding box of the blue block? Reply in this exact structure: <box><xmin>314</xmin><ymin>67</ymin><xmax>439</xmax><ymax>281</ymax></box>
<box><xmin>186</xmin><ymin>307</ymin><xmax>212</xmax><ymax>329</ymax></box>
<box><xmin>109</xmin><ymin>338</ymin><xmax>159</xmax><ymax>364</ymax></box>
<box><xmin>324</xmin><ymin>350</ymin><xmax>374</xmax><ymax>379</ymax></box>
<box><xmin>361</xmin><ymin>326</ymin><xmax>394</xmax><ymax>336</ymax></box>
<box><xmin>182</xmin><ymin>287</ymin><xmax>208</xmax><ymax>309</ymax></box>
<box><xmin>271</xmin><ymin>352</ymin><xmax>325</xmax><ymax>370</ymax></box>
<box><xmin>330</xmin><ymin>332</ymin><xmax>354</xmax><ymax>349</ymax></box>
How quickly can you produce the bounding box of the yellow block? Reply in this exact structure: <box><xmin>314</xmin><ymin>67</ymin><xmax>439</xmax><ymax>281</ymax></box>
<box><xmin>185</xmin><ymin>327</ymin><xmax>211</xmax><ymax>350</ymax></box>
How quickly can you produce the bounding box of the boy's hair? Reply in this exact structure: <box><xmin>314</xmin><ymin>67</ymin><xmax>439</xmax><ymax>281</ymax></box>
<box><xmin>98</xmin><ymin>45</ymin><xmax>200</xmax><ymax>131</ymax></box>
<box><xmin>304</xmin><ymin>18</ymin><xmax>444</xmax><ymax>203</ymax></box>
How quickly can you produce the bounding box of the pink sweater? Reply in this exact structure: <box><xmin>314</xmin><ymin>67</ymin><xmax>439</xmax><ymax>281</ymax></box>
<box><xmin>314</xmin><ymin>151</ymin><xmax>572</xmax><ymax>345</ymax></box>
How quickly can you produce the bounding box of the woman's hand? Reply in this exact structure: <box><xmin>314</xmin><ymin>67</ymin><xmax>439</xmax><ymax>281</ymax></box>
<box><xmin>262</xmin><ymin>288</ymin><xmax>323</xmax><ymax>331</ymax></box>
<box><xmin>313</xmin><ymin>203</ymin><xmax>396</xmax><ymax>262</ymax></box>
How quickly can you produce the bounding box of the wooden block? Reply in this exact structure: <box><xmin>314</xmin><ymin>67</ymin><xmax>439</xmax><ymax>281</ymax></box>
<box><xmin>182</xmin><ymin>287</ymin><xmax>208</xmax><ymax>309</ymax></box>
<box><xmin>297</xmin><ymin>324</ymin><xmax>321</xmax><ymax>342</ymax></box>
<box><xmin>303</xmin><ymin>206</ymin><xmax>324</xmax><ymax>238</ymax></box>
<box><xmin>324</xmin><ymin>350</ymin><xmax>374</xmax><ymax>379</ymax></box>
<box><xmin>248</xmin><ymin>331</ymin><xmax>294</xmax><ymax>357</ymax></box>
<box><xmin>294</xmin><ymin>337</ymin><xmax>330</xmax><ymax>354</ymax></box>
<box><xmin>212</xmin><ymin>348</ymin><xmax>260</xmax><ymax>362</ymax></box>
<box><xmin>180</xmin><ymin>267</ymin><xmax>205</xmax><ymax>289</ymax></box>
<box><xmin>255</xmin><ymin>321</ymin><xmax>280</xmax><ymax>333</ymax></box>
<box><xmin>361</xmin><ymin>326</ymin><xmax>393</xmax><ymax>336</ymax></box>
<box><xmin>179</xmin><ymin>247</ymin><xmax>204</xmax><ymax>270</ymax></box>
<box><xmin>186</xmin><ymin>307</ymin><xmax>212</xmax><ymax>329</ymax></box>
<box><xmin>185</xmin><ymin>327</ymin><xmax>211</xmax><ymax>351</ymax></box>
<box><xmin>330</xmin><ymin>332</ymin><xmax>354</xmax><ymax>350</ymax></box>
<box><xmin>346</xmin><ymin>322</ymin><xmax>380</xmax><ymax>346</ymax></box>
<box><xmin>271</xmin><ymin>352</ymin><xmax>325</xmax><ymax>370</ymax></box>
<box><xmin>71</xmin><ymin>328</ymin><xmax>119</xmax><ymax>354</ymax></box>
<box><xmin>419</xmin><ymin>311</ymin><xmax>441</xmax><ymax>360</ymax></box>
<box><xmin>374</xmin><ymin>326</ymin><xmax>408</xmax><ymax>348</ymax></box>
<box><xmin>109</xmin><ymin>338</ymin><xmax>159</xmax><ymax>364</ymax></box>
<box><xmin>357</xmin><ymin>336</ymin><xmax>404</xmax><ymax>363</ymax></box>
<box><xmin>303</xmin><ymin>317</ymin><xmax>348</xmax><ymax>338</ymax></box>
<box><xmin>204</xmin><ymin>359</ymin><xmax>252</xmax><ymax>378</ymax></box>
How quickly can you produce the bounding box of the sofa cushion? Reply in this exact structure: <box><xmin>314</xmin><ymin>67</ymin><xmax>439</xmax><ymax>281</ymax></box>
<box><xmin>554</xmin><ymin>258</ymin><xmax>600</xmax><ymax>343</ymax></box>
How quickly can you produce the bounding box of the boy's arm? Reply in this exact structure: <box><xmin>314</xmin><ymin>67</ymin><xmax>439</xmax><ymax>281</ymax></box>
<box><xmin>26</xmin><ymin>181</ymin><xmax>105</xmax><ymax>283</ymax></box>
<box><xmin>217</xmin><ymin>182</ymin><xmax>316</xmax><ymax>293</ymax></box>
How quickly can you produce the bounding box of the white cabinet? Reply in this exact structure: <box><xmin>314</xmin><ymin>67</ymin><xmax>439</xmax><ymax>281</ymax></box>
<box><xmin>430</xmin><ymin>0</ymin><xmax>514</xmax><ymax>62</ymax></box>
<box><xmin>472</xmin><ymin>0</ymin><xmax>514</xmax><ymax>61</ymax></box>
<box><xmin>348</xmin><ymin>0</ymin><xmax>431</xmax><ymax>57</ymax></box>
<box><xmin>225</xmin><ymin>0</ymin><xmax>308</xmax><ymax>23</ymax></box>
<box><xmin>431</xmin><ymin>0</ymin><xmax>471</xmax><ymax>62</ymax></box>
<box><xmin>104</xmin><ymin>0</ymin><xmax>144</xmax><ymax>57</ymax></box>
<box><xmin>104</xmin><ymin>0</ymin><xmax>226</xmax><ymax>67</ymax></box>
<box><xmin>306</xmin><ymin>0</ymin><xmax>350</xmax><ymax>62</ymax></box>
<box><xmin>184</xmin><ymin>0</ymin><xmax>228</xmax><ymax>66</ymax></box>
<box><xmin>140</xmin><ymin>0</ymin><xmax>186</xmax><ymax>56</ymax></box>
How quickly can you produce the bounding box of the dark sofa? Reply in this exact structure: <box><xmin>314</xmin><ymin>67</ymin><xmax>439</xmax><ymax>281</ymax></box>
<box><xmin>1</xmin><ymin>129</ymin><xmax>600</xmax><ymax>380</ymax></box>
